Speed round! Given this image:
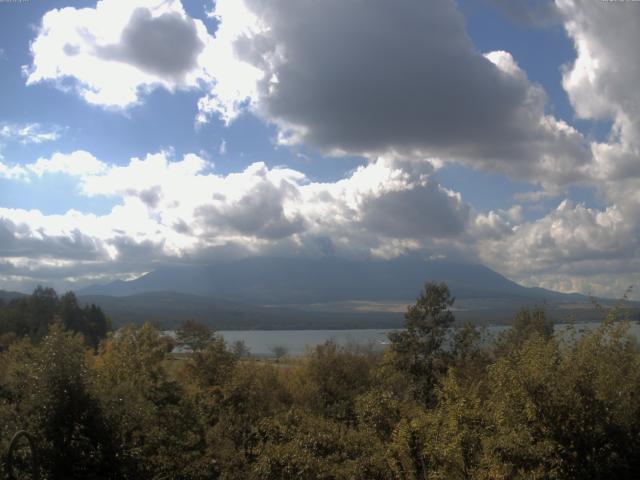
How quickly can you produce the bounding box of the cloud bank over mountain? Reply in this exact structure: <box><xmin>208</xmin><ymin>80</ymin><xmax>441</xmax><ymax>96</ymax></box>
<box><xmin>0</xmin><ymin>0</ymin><xmax>637</xmax><ymax>299</ymax></box>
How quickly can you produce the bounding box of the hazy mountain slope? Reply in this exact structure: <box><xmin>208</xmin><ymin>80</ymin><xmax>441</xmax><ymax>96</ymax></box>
<box><xmin>79</xmin><ymin>256</ymin><xmax>566</xmax><ymax>305</ymax></box>
<box><xmin>76</xmin><ymin>290</ymin><xmax>635</xmax><ymax>330</ymax></box>
<box><xmin>77</xmin><ymin>291</ymin><xmax>404</xmax><ymax>330</ymax></box>
<box><xmin>0</xmin><ymin>290</ymin><xmax>27</xmax><ymax>303</ymax></box>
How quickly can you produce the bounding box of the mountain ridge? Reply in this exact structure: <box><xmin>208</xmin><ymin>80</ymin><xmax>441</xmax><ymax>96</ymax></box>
<box><xmin>0</xmin><ymin>290</ymin><xmax>28</xmax><ymax>303</ymax></box>
<box><xmin>5</xmin><ymin>254</ymin><xmax>637</xmax><ymax>329</ymax></box>
<box><xmin>78</xmin><ymin>256</ymin><xmax>587</xmax><ymax>304</ymax></box>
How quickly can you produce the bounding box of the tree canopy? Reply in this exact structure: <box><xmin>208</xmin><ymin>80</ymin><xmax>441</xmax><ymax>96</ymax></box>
<box><xmin>2</xmin><ymin>283</ymin><xmax>640</xmax><ymax>479</ymax></box>
<box><xmin>0</xmin><ymin>287</ymin><xmax>110</xmax><ymax>350</ymax></box>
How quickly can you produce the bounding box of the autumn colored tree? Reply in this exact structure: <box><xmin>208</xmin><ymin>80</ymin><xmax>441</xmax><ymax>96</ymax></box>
<box><xmin>176</xmin><ymin>319</ymin><xmax>216</xmax><ymax>353</ymax></box>
<box><xmin>1</xmin><ymin>282</ymin><xmax>640</xmax><ymax>480</ymax></box>
<box><xmin>92</xmin><ymin>323</ymin><xmax>209</xmax><ymax>479</ymax></box>
<box><xmin>1</xmin><ymin>325</ymin><xmax>115</xmax><ymax>479</ymax></box>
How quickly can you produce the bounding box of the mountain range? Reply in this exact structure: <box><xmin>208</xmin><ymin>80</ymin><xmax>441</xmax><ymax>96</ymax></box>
<box><xmin>72</xmin><ymin>256</ymin><xmax>633</xmax><ymax>328</ymax></box>
<box><xmin>79</xmin><ymin>256</ymin><xmax>577</xmax><ymax>304</ymax></box>
<box><xmin>3</xmin><ymin>257</ymin><xmax>634</xmax><ymax>329</ymax></box>
<box><xmin>0</xmin><ymin>289</ymin><xmax>26</xmax><ymax>304</ymax></box>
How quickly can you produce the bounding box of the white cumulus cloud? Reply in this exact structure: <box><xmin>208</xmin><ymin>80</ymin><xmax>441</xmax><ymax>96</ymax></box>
<box><xmin>25</xmin><ymin>0</ymin><xmax>215</xmax><ymax>108</ymax></box>
<box><xmin>477</xmin><ymin>200</ymin><xmax>639</xmax><ymax>298</ymax></box>
<box><xmin>0</xmin><ymin>150</ymin><xmax>477</xmax><ymax>288</ymax></box>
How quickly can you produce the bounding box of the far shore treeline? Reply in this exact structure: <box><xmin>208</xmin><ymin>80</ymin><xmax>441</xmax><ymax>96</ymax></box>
<box><xmin>0</xmin><ymin>286</ymin><xmax>110</xmax><ymax>350</ymax></box>
<box><xmin>2</xmin><ymin>283</ymin><xmax>640</xmax><ymax>479</ymax></box>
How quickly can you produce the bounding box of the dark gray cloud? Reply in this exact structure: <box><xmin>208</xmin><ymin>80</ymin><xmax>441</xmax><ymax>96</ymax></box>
<box><xmin>212</xmin><ymin>0</ymin><xmax>589</xmax><ymax>186</ymax></box>
<box><xmin>360</xmin><ymin>184</ymin><xmax>470</xmax><ymax>239</ymax></box>
<box><xmin>247</xmin><ymin>0</ymin><xmax>519</xmax><ymax>152</ymax></box>
<box><xmin>98</xmin><ymin>8</ymin><xmax>204</xmax><ymax>82</ymax></box>
<box><xmin>108</xmin><ymin>235</ymin><xmax>166</xmax><ymax>262</ymax></box>
<box><xmin>0</xmin><ymin>218</ymin><xmax>105</xmax><ymax>261</ymax></box>
<box><xmin>196</xmin><ymin>182</ymin><xmax>306</xmax><ymax>240</ymax></box>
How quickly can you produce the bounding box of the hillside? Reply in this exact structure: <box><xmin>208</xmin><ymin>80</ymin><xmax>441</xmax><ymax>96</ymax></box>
<box><xmin>79</xmin><ymin>256</ymin><xmax>576</xmax><ymax>305</ymax></box>
<box><xmin>5</xmin><ymin>257</ymin><xmax>635</xmax><ymax>329</ymax></box>
<box><xmin>0</xmin><ymin>290</ymin><xmax>27</xmax><ymax>304</ymax></box>
<box><xmin>74</xmin><ymin>256</ymin><xmax>638</xmax><ymax>328</ymax></box>
<box><xmin>76</xmin><ymin>291</ymin><xmax>405</xmax><ymax>330</ymax></box>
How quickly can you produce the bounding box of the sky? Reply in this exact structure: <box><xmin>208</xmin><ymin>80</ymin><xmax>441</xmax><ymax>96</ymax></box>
<box><xmin>0</xmin><ymin>0</ymin><xmax>638</xmax><ymax>299</ymax></box>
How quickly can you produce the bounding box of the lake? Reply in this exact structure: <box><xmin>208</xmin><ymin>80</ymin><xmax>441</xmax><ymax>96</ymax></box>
<box><xmin>215</xmin><ymin>321</ymin><xmax>640</xmax><ymax>357</ymax></box>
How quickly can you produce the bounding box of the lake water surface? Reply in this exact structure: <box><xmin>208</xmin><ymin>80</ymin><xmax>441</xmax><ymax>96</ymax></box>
<box><xmin>216</xmin><ymin>322</ymin><xmax>640</xmax><ymax>357</ymax></box>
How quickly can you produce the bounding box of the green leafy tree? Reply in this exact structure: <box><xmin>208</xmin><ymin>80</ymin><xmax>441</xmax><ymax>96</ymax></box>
<box><xmin>232</xmin><ymin>339</ymin><xmax>251</xmax><ymax>358</ymax></box>
<box><xmin>253</xmin><ymin>409</ymin><xmax>391</xmax><ymax>480</ymax></box>
<box><xmin>2</xmin><ymin>286</ymin><xmax>58</xmax><ymax>341</ymax></box>
<box><xmin>291</xmin><ymin>341</ymin><xmax>375</xmax><ymax>425</ymax></box>
<box><xmin>0</xmin><ymin>288</ymin><xmax>110</xmax><ymax>348</ymax></box>
<box><xmin>270</xmin><ymin>345</ymin><xmax>289</xmax><ymax>361</ymax></box>
<box><xmin>182</xmin><ymin>332</ymin><xmax>237</xmax><ymax>391</ymax></box>
<box><xmin>1</xmin><ymin>324</ymin><xmax>116</xmax><ymax>479</ymax></box>
<box><xmin>387</xmin><ymin>282</ymin><xmax>455</xmax><ymax>405</ymax></box>
<box><xmin>208</xmin><ymin>363</ymin><xmax>291</xmax><ymax>479</ymax></box>
<box><xmin>494</xmin><ymin>306</ymin><xmax>554</xmax><ymax>356</ymax></box>
<box><xmin>2</xmin><ymin>280</ymin><xmax>640</xmax><ymax>480</ymax></box>
<box><xmin>386</xmin><ymin>409</ymin><xmax>432</xmax><ymax>480</ymax></box>
<box><xmin>355</xmin><ymin>387</ymin><xmax>402</xmax><ymax>441</ymax></box>
<box><xmin>58</xmin><ymin>291</ymin><xmax>109</xmax><ymax>348</ymax></box>
<box><xmin>82</xmin><ymin>303</ymin><xmax>111</xmax><ymax>349</ymax></box>
<box><xmin>176</xmin><ymin>319</ymin><xmax>216</xmax><ymax>353</ymax></box>
<box><xmin>450</xmin><ymin>322</ymin><xmax>491</xmax><ymax>386</ymax></box>
<box><xmin>27</xmin><ymin>286</ymin><xmax>59</xmax><ymax>339</ymax></box>
<box><xmin>92</xmin><ymin>323</ymin><xmax>208</xmax><ymax>479</ymax></box>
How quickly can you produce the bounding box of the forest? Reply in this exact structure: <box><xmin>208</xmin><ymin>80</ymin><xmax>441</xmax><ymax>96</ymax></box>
<box><xmin>1</xmin><ymin>283</ymin><xmax>640</xmax><ymax>479</ymax></box>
